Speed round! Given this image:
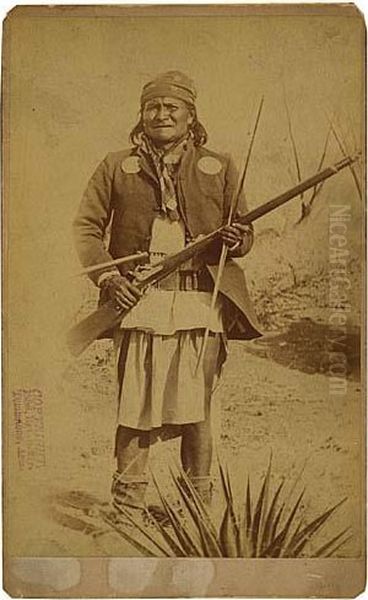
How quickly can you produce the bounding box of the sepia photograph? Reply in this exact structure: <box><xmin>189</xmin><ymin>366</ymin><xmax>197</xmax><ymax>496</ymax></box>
<box><xmin>3</xmin><ymin>4</ymin><xmax>366</xmax><ymax>597</ymax></box>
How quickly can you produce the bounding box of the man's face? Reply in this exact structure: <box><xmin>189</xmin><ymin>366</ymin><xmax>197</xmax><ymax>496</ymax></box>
<box><xmin>142</xmin><ymin>96</ymin><xmax>194</xmax><ymax>146</ymax></box>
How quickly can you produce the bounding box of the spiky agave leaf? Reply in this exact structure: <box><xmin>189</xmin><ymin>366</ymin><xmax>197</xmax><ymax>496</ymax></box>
<box><xmin>270</xmin><ymin>502</ymin><xmax>285</xmax><ymax>542</ymax></box>
<box><xmin>263</xmin><ymin>489</ymin><xmax>305</xmax><ymax>557</ymax></box>
<box><xmin>238</xmin><ymin>476</ymin><xmax>253</xmax><ymax>556</ymax></box>
<box><xmin>151</xmin><ymin>473</ymin><xmax>202</xmax><ymax>556</ymax></box>
<box><xmin>225</xmin><ymin>465</ymin><xmax>235</xmax><ymax>506</ymax></box>
<box><xmin>255</xmin><ymin>456</ymin><xmax>273</xmax><ymax>556</ymax></box>
<box><xmin>219</xmin><ymin>503</ymin><xmax>240</xmax><ymax>557</ymax></box>
<box><xmin>142</xmin><ymin>508</ymin><xmax>187</xmax><ymax>557</ymax></box>
<box><xmin>102</xmin><ymin>511</ymin><xmax>160</xmax><ymax>557</ymax></box>
<box><xmin>251</xmin><ymin>461</ymin><xmax>273</xmax><ymax>556</ymax></box>
<box><xmin>114</xmin><ymin>506</ymin><xmax>174</xmax><ymax>556</ymax></box>
<box><xmin>245</xmin><ymin>476</ymin><xmax>252</xmax><ymax>534</ymax></box>
<box><xmin>271</xmin><ymin>467</ymin><xmax>308</xmax><ymax>552</ymax></box>
<box><xmin>218</xmin><ymin>465</ymin><xmax>236</xmax><ymax>555</ymax></box>
<box><xmin>286</xmin><ymin>516</ymin><xmax>304</xmax><ymax>548</ymax></box>
<box><xmin>194</xmin><ymin>514</ymin><xmax>223</xmax><ymax>557</ymax></box>
<box><xmin>112</xmin><ymin>527</ymin><xmax>159</xmax><ymax>557</ymax></box>
<box><xmin>218</xmin><ymin>463</ymin><xmax>240</xmax><ymax>529</ymax></box>
<box><xmin>241</xmin><ymin>475</ymin><xmax>253</xmax><ymax>556</ymax></box>
<box><xmin>175</xmin><ymin>467</ymin><xmax>218</xmax><ymax>540</ymax></box>
<box><xmin>107</xmin><ymin>462</ymin><xmax>350</xmax><ymax>560</ymax></box>
<box><xmin>314</xmin><ymin>527</ymin><xmax>351</xmax><ymax>558</ymax></box>
<box><xmin>172</xmin><ymin>468</ymin><xmax>221</xmax><ymax>553</ymax></box>
<box><xmin>218</xmin><ymin>463</ymin><xmax>241</xmax><ymax>556</ymax></box>
<box><xmin>324</xmin><ymin>534</ymin><xmax>353</xmax><ymax>557</ymax></box>
<box><xmin>174</xmin><ymin>468</ymin><xmax>225</xmax><ymax>557</ymax></box>
<box><xmin>259</xmin><ymin>479</ymin><xmax>285</xmax><ymax>555</ymax></box>
<box><xmin>218</xmin><ymin>462</ymin><xmax>233</xmax><ymax>509</ymax></box>
<box><xmin>281</xmin><ymin>498</ymin><xmax>347</xmax><ymax>557</ymax></box>
<box><xmin>170</xmin><ymin>469</ymin><xmax>223</xmax><ymax>557</ymax></box>
<box><xmin>281</xmin><ymin>460</ymin><xmax>307</xmax><ymax>515</ymax></box>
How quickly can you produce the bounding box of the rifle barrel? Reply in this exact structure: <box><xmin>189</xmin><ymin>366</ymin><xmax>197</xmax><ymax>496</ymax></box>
<box><xmin>75</xmin><ymin>154</ymin><xmax>359</xmax><ymax>281</ymax></box>
<box><xmin>132</xmin><ymin>153</ymin><xmax>360</xmax><ymax>287</ymax></box>
<box><xmin>238</xmin><ymin>153</ymin><xmax>360</xmax><ymax>225</ymax></box>
<box><xmin>67</xmin><ymin>151</ymin><xmax>361</xmax><ymax>357</ymax></box>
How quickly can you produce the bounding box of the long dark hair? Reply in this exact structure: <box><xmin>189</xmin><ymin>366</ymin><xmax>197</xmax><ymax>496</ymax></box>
<box><xmin>129</xmin><ymin>105</ymin><xmax>208</xmax><ymax>147</ymax></box>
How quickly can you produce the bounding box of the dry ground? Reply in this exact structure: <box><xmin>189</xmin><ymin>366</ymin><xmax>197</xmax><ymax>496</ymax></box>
<box><xmin>7</xmin><ymin>316</ymin><xmax>363</xmax><ymax>558</ymax></box>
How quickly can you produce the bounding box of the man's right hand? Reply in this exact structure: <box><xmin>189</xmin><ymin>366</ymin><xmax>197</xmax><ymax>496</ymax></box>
<box><xmin>101</xmin><ymin>274</ymin><xmax>142</xmax><ymax>310</ymax></box>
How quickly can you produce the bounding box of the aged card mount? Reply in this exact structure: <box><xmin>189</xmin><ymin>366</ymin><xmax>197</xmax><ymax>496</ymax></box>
<box><xmin>2</xmin><ymin>3</ymin><xmax>366</xmax><ymax>598</ymax></box>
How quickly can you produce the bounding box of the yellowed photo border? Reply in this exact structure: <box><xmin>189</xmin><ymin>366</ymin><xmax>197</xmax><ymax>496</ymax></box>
<box><xmin>2</xmin><ymin>4</ymin><xmax>366</xmax><ymax>597</ymax></box>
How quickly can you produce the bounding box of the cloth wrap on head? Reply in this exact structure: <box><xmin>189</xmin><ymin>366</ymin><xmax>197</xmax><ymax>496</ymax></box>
<box><xmin>140</xmin><ymin>70</ymin><xmax>197</xmax><ymax>106</ymax></box>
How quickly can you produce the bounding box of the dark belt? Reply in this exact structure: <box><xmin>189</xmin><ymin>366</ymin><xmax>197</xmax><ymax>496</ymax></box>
<box><xmin>152</xmin><ymin>269</ymin><xmax>213</xmax><ymax>292</ymax></box>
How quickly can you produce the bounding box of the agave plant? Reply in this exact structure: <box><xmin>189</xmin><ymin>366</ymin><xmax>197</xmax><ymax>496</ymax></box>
<box><xmin>103</xmin><ymin>461</ymin><xmax>351</xmax><ymax>558</ymax></box>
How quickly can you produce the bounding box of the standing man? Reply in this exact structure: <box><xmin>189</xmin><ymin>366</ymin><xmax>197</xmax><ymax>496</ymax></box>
<box><xmin>73</xmin><ymin>71</ymin><xmax>261</xmax><ymax>512</ymax></box>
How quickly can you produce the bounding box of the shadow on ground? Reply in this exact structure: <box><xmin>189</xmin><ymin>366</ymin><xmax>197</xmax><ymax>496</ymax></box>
<box><xmin>48</xmin><ymin>490</ymin><xmax>111</xmax><ymax>536</ymax></box>
<box><xmin>246</xmin><ymin>318</ymin><xmax>360</xmax><ymax>379</ymax></box>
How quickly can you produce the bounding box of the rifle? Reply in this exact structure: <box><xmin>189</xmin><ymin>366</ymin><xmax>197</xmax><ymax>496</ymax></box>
<box><xmin>67</xmin><ymin>152</ymin><xmax>360</xmax><ymax>357</ymax></box>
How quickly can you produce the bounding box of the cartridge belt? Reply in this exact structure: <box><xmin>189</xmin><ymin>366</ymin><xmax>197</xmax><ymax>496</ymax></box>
<box><xmin>152</xmin><ymin>269</ymin><xmax>213</xmax><ymax>292</ymax></box>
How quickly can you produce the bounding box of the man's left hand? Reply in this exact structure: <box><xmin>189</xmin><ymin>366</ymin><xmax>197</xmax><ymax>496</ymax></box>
<box><xmin>220</xmin><ymin>223</ymin><xmax>253</xmax><ymax>254</ymax></box>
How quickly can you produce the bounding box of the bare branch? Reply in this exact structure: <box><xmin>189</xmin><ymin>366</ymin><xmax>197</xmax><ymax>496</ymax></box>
<box><xmin>284</xmin><ymin>95</ymin><xmax>304</xmax><ymax>205</ymax></box>
<box><xmin>308</xmin><ymin>125</ymin><xmax>332</xmax><ymax>208</ymax></box>
<box><xmin>328</xmin><ymin>117</ymin><xmax>362</xmax><ymax>200</ymax></box>
<box><xmin>295</xmin><ymin>125</ymin><xmax>331</xmax><ymax>224</ymax></box>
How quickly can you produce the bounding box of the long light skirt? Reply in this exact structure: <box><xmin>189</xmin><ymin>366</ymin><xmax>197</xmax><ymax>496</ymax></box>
<box><xmin>114</xmin><ymin>329</ymin><xmax>225</xmax><ymax>431</ymax></box>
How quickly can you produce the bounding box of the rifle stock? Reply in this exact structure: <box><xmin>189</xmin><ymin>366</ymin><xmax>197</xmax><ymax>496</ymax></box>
<box><xmin>67</xmin><ymin>301</ymin><xmax>122</xmax><ymax>357</ymax></box>
<box><xmin>67</xmin><ymin>152</ymin><xmax>360</xmax><ymax>357</ymax></box>
<box><xmin>67</xmin><ymin>231</ymin><xmax>219</xmax><ymax>356</ymax></box>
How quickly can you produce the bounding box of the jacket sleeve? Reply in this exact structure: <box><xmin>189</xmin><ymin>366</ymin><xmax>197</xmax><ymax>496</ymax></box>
<box><xmin>223</xmin><ymin>155</ymin><xmax>254</xmax><ymax>257</ymax></box>
<box><xmin>73</xmin><ymin>154</ymin><xmax>117</xmax><ymax>286</ymax></box>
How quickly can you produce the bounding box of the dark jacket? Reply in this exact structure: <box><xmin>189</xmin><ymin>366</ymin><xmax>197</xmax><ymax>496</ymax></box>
<box><xmin>73</xmin><ymin>141</ymin><xmax>262</xmax><ymax>340</ymax></box>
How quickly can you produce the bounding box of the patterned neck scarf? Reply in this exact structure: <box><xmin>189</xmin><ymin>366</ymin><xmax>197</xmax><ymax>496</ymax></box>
<box><xmin>139</xmin><ymin>134</ymin><xmax>190</xmax><ymax>221</ymax></box>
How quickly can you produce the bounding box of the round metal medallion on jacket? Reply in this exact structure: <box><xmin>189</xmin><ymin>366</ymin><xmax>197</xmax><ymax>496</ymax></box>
<box><xmin>197</xmin><ymin>156</ymin><xmax>223</xmax><ymax>175</ymax></box>
<box><xmin>121</xmin><ymin>156</ymin><xmax>141</xmax><ymax>174</ymax></box>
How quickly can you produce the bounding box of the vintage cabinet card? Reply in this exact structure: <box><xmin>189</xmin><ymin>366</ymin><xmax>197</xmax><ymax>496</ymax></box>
<box><xmin>2</xmin><ymin>4</ymin><xmax>366</xmax><ymax>597</ymax></box>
